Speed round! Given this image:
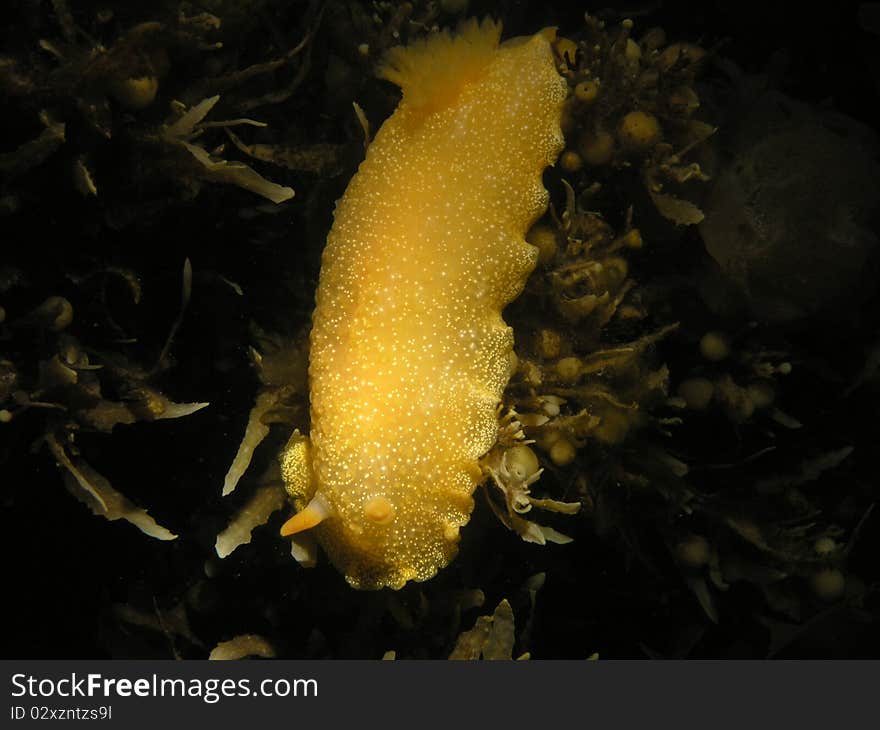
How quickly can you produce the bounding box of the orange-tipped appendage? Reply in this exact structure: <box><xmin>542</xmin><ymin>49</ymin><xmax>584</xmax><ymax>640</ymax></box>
<box><xmin>280</xmin><ymin>497</ymin><xmax>330</xmax><ymax>537</ymax></box>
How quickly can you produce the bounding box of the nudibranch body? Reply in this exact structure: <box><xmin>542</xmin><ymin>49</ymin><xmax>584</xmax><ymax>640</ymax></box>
<box><xmin>281</xmin><ymin>19</ymin><xmax>566</xmax><ymax>589</ymax></box>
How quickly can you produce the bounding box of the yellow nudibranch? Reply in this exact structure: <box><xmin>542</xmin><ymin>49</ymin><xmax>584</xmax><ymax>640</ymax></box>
<box><xmin>280</xmin><ymin>19</ymin><xmax>567</xmax><ymax>589</ymax></box>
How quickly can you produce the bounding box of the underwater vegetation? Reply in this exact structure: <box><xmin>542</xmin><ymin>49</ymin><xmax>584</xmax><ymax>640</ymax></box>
<box><xmin>0</xmin><ymin>260</ymin><xmax>204</xmax><ymax>540</ymax></box>
<box><xmin>1</xmin><ymin>0</ymin><xmax>878</xmax><ymax>659</ymax></box>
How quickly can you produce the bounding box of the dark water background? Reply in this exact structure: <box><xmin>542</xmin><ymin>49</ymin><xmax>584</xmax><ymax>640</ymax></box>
<box><xmin>1</xmin><ymin>0</ymin><xmax>878</xmax><ymax>658</ymax></box>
